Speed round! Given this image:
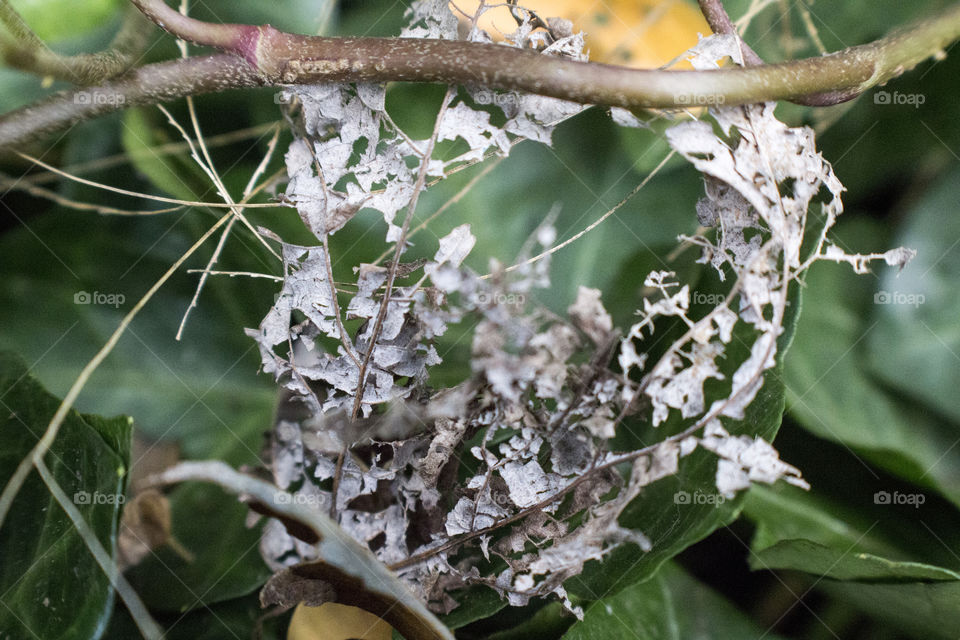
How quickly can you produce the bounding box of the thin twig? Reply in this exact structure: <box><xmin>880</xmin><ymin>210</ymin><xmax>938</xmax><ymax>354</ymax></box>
<box><xmin>176</xmin><ymin>120</ymin><xmax>282</xmax><ymax>338</ymax></box>
<box><xmin>0</xmin><ymin>3</ymin><xmax>153</xmax><ymax>83</ymax></box>
<box><xmin>480</xmin><ymin>151</ymin><xmax>676</xmax><ymax>279</ymax></box>
<box><xmin>18</xmin><ymin>122</ymin><xmax>281</xmax><ymax>186</ymax></box>
<box><xmin>155</xmin><ymin>104</ymin><xmax>281</xmax><ymax>261</ymax></box>
<box><xmin>0</xmin><ymin>173</ymin><xmax>185</xmax><ymax>215</ymax></box>
<box><xmin>0</xmin><ymin>173</ymin><xmax>276</xmax><ymax>529</ymax></box>
<box><xmin>13</xmin><ymin>151</ymin><xmax>283</xmax><ymax>208</ymax></box>
<box><xmin>184</xmin><ymin>269</ymin><xmax>282</xmax><ymax>280</ymax></box>
<box><xmin>333</xmin><ymin>86</ymin><xmax>458</xmax><ymax>519</ymax></box>
<box><xmin>349</xmin><ymin>85</ymin><xmax>456</xmax><ymax>421</ymax></box>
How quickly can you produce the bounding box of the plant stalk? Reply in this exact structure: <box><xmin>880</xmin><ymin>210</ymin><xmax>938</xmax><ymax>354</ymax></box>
<box><xmin>2</xmin><ymin>0</ymin><xmax>959</xmax><ymax>148</ymax></box>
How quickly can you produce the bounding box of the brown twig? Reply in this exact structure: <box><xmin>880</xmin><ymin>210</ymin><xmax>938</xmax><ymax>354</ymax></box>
<box><xmin>2</xmin><ymin>0</ymin><xmax>960</xmax><ymax>148</ymax></box>
<box><xmin>0</xmin><ymin>3</ymin><xmax>154</xmax><ymax>84</ymax></box>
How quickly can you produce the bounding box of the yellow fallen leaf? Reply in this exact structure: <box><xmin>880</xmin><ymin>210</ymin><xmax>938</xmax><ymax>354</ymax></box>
<box><xmin>287</xmin><ymin>603</ymin><xmax>393</xmax><ymax>640</ymax></box>
<box><xmin>456</xmin><ymin>0</ymin><xmax>710</xmax><ymax>68</ymax></box>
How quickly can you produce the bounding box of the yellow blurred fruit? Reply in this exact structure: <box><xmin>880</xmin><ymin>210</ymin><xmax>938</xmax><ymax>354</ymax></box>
<box><xmin>287</xmin><ymin>603</ymin><xmax>392</xmax><ymax>640</ymax></box>
<box><xmin>456</xmin><ymin>0</ymin><xmax>710</xmax><ymax>68</ymax></box>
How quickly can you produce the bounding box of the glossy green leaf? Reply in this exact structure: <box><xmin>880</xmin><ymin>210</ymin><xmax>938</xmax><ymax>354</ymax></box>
<box><xmin>744</xmin><ymin>484</ymin><xmax>903</xmax><ymax>561</ymax></box>
<box><xmin>0</xmin><ymin>350</ymin><xmax>131</xmax><ymax>640</ymax></box>
<box><xmin>725</xmin><ymin>0</ymin><xmax>945</xmax><ymax>60</ymax></box>
<box><xmin>484</xmin><ymin>602</ymin><xmax>572</xmax><ymax>640</ymax></box>
<box><xmin>754</xmin><ymin>538</ymin><xmax>960</xmax><ymax>582</ymax></box>
<box><xmin>615</xmin><ymin>114</ymin><xmax>688</xmax><ymax>177</ymax></box>
<box><xmin>817</xmin><ymin>580</ymin><xmax>960</xmax><ymax>640</ymax></box>
<box><xmin>189</xmin><ymin>0</ymin><xmax>337</xmax><ymax>36</ymax></box>
<box><xmin>0</xmin><ymin>201</ymin><xmax>280</xmax><ymax>615</ymax></box>
<box><xmin>440</xmin><ymin>585</ymin><xmax>507</xmax><ymax>630</ymax></box>
<box><xmin>564</xmin><ymin>562</ymin><xmax>787</xmax><ymax>640</ymax></box>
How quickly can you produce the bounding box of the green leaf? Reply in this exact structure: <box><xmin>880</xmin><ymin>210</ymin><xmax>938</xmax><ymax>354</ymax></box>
<box><xmin>615</xmin><ymin>115</ymin><xmax>687</xmax><ymax>177</ymax></box>
<box><xmin>440</xmin><ymin>585</ymin><xmax>507</xmax><ymax>630</ymax></box>
<box><xmin>0</xmin><ymin>202</ymin><xmax>280</xmax><ymax>615</ymax></box>
<box><xmin>867</xmin><ymin>168</ymin><xmax>960</xmax><ymax>423</ymax></box>
<box><xmin>726</xmin><ymin>0</ymin><xmax>943</xmax><ymax>60</ymax></box>
<box><xmin>0</xmin><ymin>68</ymin><xmax>55</xmax><ymax>113</ymax></box>
<box><xmin>745</xmin><ymin>483</ymin><xmax>960</xmax><ymax>640</ymax></box>
<box><xmin>817</xmin><ymin>580</ymin><xmax>960</xmax><ymax>640</ymax></box>
<box><xmin>754</xmin><ymin>538</ymin><xmax>960</xmax><ymax>582</ymax></box>
<box><xmin>568</xmin><ymin>274</ymin><xmax>803</xmax><ymax>600</ymax></box>
<box><xmin>744</xmin><ymin>484</ymin><xmax>902</xmax><ymax>561</ymax></box>
<box><xmin>564</xmin><ymin>562</ymin><xmax>787</xmax><ymax>640</ymax></box>
<box><xmin>785</xmin><ymin>216</ymin><xmax>960</xmax><ymax>505</ymax></box>
<box><xmin>815</xmin><ymin>48</ymin><xmax>960</xmax><ymax>200</ymax></box>
<box><xmin>482</xmin><ymin>602</ymin><xmax>572</xmax><ymax>640</ymax></box>
<box><xmin>0</xmin><ymin>350</ymin><xmax>132</xmax><ymax>640</ymax></box>
<box><xmin>190</xmin><ymin>0</ymin><xmax>336</xmax><ymax>36</ymax></box>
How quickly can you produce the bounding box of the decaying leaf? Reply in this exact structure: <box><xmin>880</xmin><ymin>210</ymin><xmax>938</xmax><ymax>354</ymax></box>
<box><xmin>238</xmin><ymin>5</ymin><xmax>915</xmax><ymax>627</ymax></box>
<box><xmin>117</xmin><ymin>490</ymin><xmax>179</xmax><ymax>570</ymax></box>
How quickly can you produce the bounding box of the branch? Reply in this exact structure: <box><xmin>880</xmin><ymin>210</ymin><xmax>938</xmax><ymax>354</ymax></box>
<box><xmin>0</xmin><ymin>3</ymin><xmax>154</xmax><ymax>84</ymax></box>
<box><xmin>128</xmin><ymin>0</ymin><xmax>960</xmax><ymax>100</ymax></box>
<box><xmin>697</xmin><ymin>0</ymin><xmax>764</xmax><ymax>66</ymax></box>
<box><xmin>696</xmin><ymin>0</ymin><xmax>860</xmax><ymax>105</ymax></box>
<box><xmin>0</xmin><ymin>54</ymin><xmax>263</xmax><ymax>149</ymax></box>
<box><xmin>2</xmin><ymin>0</ymin><xmax>960</xmax><ymax>149</ymax></box>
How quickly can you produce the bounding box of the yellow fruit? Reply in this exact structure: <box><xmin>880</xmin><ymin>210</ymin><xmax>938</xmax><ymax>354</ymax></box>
<box><xmin>286</xmin><ymin>603</ymin><xmax>392</xmax><ymax>640</ymax></box>
<box><xmin>456</xmin><ymin>0</ymin><xmax>710</xmax><ymax>68</ymax></box>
